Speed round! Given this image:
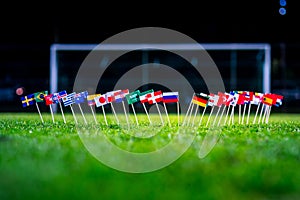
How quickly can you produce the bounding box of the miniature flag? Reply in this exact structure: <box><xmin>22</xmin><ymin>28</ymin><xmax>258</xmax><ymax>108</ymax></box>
<box><xmin>162</xmin><ymin>92</ymin><xmax>179</xmax><ymax>103</ymax></box>
<box><xmin>251</xmin><ymin>92</ymin><xmax>263</xmax><ymax>105</ymax></box>
<box><xmin>62</xmin><ymin>92</ymin><xmax>76</xmax><ymax>107</ymax></box>
<box><xmin>52</xmin><ymin>90</ymin><xmax>67</xmax><ymax>104</ymax></box>
<box><xmin>147</xmin><ymin>90</ymin><xmax>163</xmax><ymax>104</ymax></box>
<box><xmin>229</xmin><ymin>91</ymin><xmax>238</xmax><ymax>106</ymax></box>
<box><xmin>236</xmin><ymin>91</ymin><xmax>246</xmax><ymax>105</ymax></box>
<box><xmin>274</xmin><ymin>94</ymin><xmax>284</xmax><ymax>107</ymax></box>
<box><xmin>208</xmin><ymin>93</ymin><xmax>219</xmax><ymax>106</ymax></box>
<box><xmin>217</xmin><ymin>92</ymin><xmax>227</xmax><ymax>106</ymax></box>
<box><xmin>74</xmin><ymin>91</ymin><xmax>88</xmax><ymax>104</ymax></box>
<box><xmin>243</xmin><ymin>91</ymin><xmax>253</xmax><ymax>104</ymax></box>
<box><xmin>95</xmin><ymin>94</ymin><xmax>109</xmax><ymax>107</ymax></box>
<box><xmin>44</xmin><ymin>94</ymin><xmax>54</xmax><ymax>106</ymax></box>
<box><xmin>192</xmin><ymin>93</ymin><xmax>209</xmax><ymax>107</ymax></box>
<box><xmin>21</xmin><ymin>94</ymin><xmax>35</xmax><ymax>107</ymax></box>
<box><xmin>139</xmin><ymin>89</ymin><xmax>154</xmax><ymax>104</ymax></box>
<box><xmin>34</xmin><ymin>91</ymin><xmax>48</xmax><ymax>103</ymax></box>
<box><xmin>126</xmin><ymin>90</ymin><xmax>140</xmax><ymax>104</ymax></box>
<box><xmin>87</xmin><ymin>94</ymin><xmax>101</xmax><ymax>106</ymax></box>
<box><xmin>105</xmin><ymin>91</ymin><xmax>117</xmax><ymax>103</ymax></box>
<box><xmin>225</xmin><ymin>92</ymin><xmax>233</xmax><ymax>106</ymax></box>
<box><xmin>114</xmin><ymin>89</ymin><xmax>129</xmax><ymax>103</ymax></box>
<box><xmin>262</xmin><ymin>93</ymin><xmax>275</xmax><ymax>106</ymax></box>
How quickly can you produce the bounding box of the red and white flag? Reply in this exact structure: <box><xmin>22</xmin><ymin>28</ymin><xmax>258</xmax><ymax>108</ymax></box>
<box><xmin>94</xmin><ymin>94</ymin><xmax>109</xmax><ymax>107</ymax></box>
<box><xmin>44</xmin><ymin>94</ymin><xmax>54</xmax><ymax>106</ymax></box>
<box><xmin>251</xmin><ymin>92</ymin><xmax>263</xmax><ymax>105</ymax></box>
<box><xmin>139</xmin><ymin>89</ymin><xmax>154</xmax><ymax>104</ymax></box>
<box><xmin>114</xmin><ymin>89</ymin><xmax>129</xmax><ymax>103</ymax></box>
<box><xmin>208</xmin><ymin>93</ymin><xmax>219</xmax><ymax>106</ymax></box>
<box><xmin>217</xmin><ymin>92</ymin><xmax>227</xmax><ymax>106</ymax></box>
<box><xmin>147</xmin><ymin>90</ymin><xmax>163</xmax><ymax>104</ymax></box>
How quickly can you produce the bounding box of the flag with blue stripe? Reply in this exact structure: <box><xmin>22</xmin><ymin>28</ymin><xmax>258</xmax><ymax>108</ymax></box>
<box><xmin>162</xmin><ymin>92</ymin><xmax>179</xmax><ymax>103</ymax></box>
<box><xmin>62</xmin><ymin>92</ymin><xmax>75</xmax><ymax>107</ymax></box>
<box><xmin>52</xmin><ymin>90</ymin><xmax>67</xmax><ymax>104</ymax></box>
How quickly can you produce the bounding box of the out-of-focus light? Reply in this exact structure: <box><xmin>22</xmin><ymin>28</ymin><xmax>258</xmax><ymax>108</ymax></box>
<box><xmin>280</xmin><ymin>0</ymin><xmax>286</xmax><ymax>7</ymax></box>
<box><xmin>279</xmin><ymin>7</ymin><xmax>286</xmax><ymax>15</ymax></box>
<box><xmin>16</xmin><ymin>87</ymin><xmax>24</xmax><ymax>95</ymax></box>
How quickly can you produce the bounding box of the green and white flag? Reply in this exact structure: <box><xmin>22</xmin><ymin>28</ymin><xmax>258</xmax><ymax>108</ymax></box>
<box><xmin>126</xmin><ymin>90</ymin><xmax>140</xmax><ymax>104</ymax></box>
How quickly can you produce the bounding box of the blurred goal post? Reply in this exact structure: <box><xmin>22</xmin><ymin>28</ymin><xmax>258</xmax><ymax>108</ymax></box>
<box><xmin>50</xmin><ymin>43</ymin><xmax>271</xmax><ymax>108</ymax></box>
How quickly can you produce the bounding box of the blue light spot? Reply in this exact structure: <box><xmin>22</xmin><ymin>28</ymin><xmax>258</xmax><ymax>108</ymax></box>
<box><xmin>280</xmin><ymin>0</ymin><xmax>286</xmax><ymax>7</ymax></box>
<box><xmin>279</xmin><ymin>7</ymin><xmax>286</xmax><ymax>15</ymax></box>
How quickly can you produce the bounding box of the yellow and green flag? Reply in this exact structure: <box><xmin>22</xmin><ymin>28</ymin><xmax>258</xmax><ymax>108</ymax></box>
<box><xmin>34</xmin><ymin>91</ymin><xmax>48</xmax><ymax>103</ymax></box>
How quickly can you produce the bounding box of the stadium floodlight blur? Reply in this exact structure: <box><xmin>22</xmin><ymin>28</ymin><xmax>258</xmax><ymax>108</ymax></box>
<box><xmin>50</xmin><ymin>43</ymin><xmax>271</xmax><ymax>112</ymax></box>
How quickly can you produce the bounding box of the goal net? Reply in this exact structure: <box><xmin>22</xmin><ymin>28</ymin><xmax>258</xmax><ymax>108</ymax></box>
<box><xmin>50</xmin><ymin>43</ymin><xmax>271</xmax><ymax>112</ymax></box>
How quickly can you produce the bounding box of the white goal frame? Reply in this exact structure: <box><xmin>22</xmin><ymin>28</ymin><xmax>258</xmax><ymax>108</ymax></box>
<box><xmin>50</xmin><ymin>43</ymin><xmax>271</xmax><ymax>95</ymax></box>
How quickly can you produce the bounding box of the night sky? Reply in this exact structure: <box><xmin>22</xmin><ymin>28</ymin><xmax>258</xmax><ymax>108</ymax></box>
<box><xmin>1</xmin><ymin>1</ymin><xmax>299</xmax><ymax>112</ymax></box>
<box><xmin>0</xmin><ymin>1</ymin><xmax>297</xmax><ymax>44</ymax></box>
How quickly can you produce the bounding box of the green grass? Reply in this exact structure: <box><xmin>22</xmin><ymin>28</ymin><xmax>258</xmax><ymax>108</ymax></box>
<box><xmin>1</xmin><ymin>112</ymin><xmax>300</xmax><ymax>200</ymax></box>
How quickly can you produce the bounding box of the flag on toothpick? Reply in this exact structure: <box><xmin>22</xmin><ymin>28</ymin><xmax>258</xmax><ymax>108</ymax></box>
<box><xmin>208</xmin><ymin>93</ymin><xmax>220</xmax><ymax>106</ymax></box>
<box><xmin>44</xmin><ymin>94</ymin><xmax>54</xmax><ymax>106</ymax></box>
<box><xmin>211</xmin><ymin>92</ymin><xmax>226</xmax><ymax>126</ymax></box>
<box><xmin>252</xmin><ymin>92</ymin><xmax>264</xmax><ymax>124</ymax></box>
<box><xmin>147</xmin><ymin>90</ymin><xmax>163</xmax><ymax>104</ymax></box>
<box><xmin>34</xmin><ymin>90</ymin><xmax>48</xmax><ymax>123</ymax></box>
<box><xmin>139</xmin><ymin>89</ymin><xmax>154</xmax><ymax>104</ymax></box>
<box><xmin>125</xmin><ymin>90</ymin><xmax>140</xmax><ymax>126</ymax></box>
<box><xmin>62</xmin><ymin>92</ymin><xmax>76</xmax><ymax>107</ymax></box>
<box><xmin>162</xmin><ymin>92</ymin><xmax>179</xmax><ymax>126</ymax></box>
<box><xmin>21</xmin><ymin>94</ymin><xmax>36</xmax><ymax>107</ymax></box>
<box><xmin>95</xmin><ymin>94</ymin><xmax>109</xmax><ymax>107</ymax></box>
<box><xmin>105</xmin><ymin>91</ymin><xmax>116</xmax><ymax>103</ymax></box>
<box><xmin>74</xmin><ymin>91</ymin><xmax>88</xmax><ymax>124</ymax></box>
<box><xmin>274</xmin><ymin>94</ymin><xmax>284</xmax><ymax>107</ymax></box>
<box><xmin>217</xmin><ymin>92</ymin><xmax>229</xmax><ymax>126</ymax></box>
<box><xmin>104</xmin><ymin>91</ymin><xmax>119</xmax><ymax>125</ymax></box>
<box><xmin>223</xmin><ymin>92</ymin><xmax>234</xmax><ymax>125</ymax></box>
<box><xmin>139</xmin><ymin>89</ymin><xmax>154</xmax><ymax>124</ymax></box>
<box><xmin>243</xmin><ymin>91</ymin><xmax>253</xmax><ymax>104</ymax></box>
<box><xmin>44</xmin><ymin>94</ymin><xmax>55</xmax><ymax>123</ymax></box>
<box><xmin>21</xmin><ymin>93</ymin><xmax>44</xmax><ymax>123</ymax></box>
<box><xmin>162</xmin><ymin>92</ymin><xmax>179</xmax><ymax>103</ymax></box>
<box><xmin>216</xmin><ymin>92</ymin><xmax>227</xmax><ymax>107</ymax></box>
<box><xmin>252</xmin><ymin>92</ymin><xmax>263</xmax><ymax>105</ymax></box>
<box><xmin>236</xmin><ymin>91</ymin><xmax>246</xmax><ymax>105</ymax></box>
<box><xmin>195</xmin><ymin>93</ymin><xmax>210</xmax><ymax>126</ymax></box>
<box><xmin>261</xmin><ymin>93</ymin><xmax>275</xmax><ymax>123</ymax></box>
<box><xmin>262</xmin><ymin>93</ymin><xmax>276</xmax><ymax>106</ymax></box>
<box><xmin>62</xmin><ymin>92</ymin><xmax>78</xmax><ymax>124</ymax></box>
<box><xmin>192</xmin><ymin>93</ymin><xmax>209</xmax><ymax>107</ymax></box>
<box><xmin>34</xmin><ymin>91</ymin><xmax>48</xmax><ymax>103</ymax></box>
<box><xmin>94</xmin><ymin>94</ymin><xmax>110</xmax><ymax>125</ymax></box>
<box><xmin>52</xmin><ymin>90</ymin><xmax>67</xmax><ymax>104</ymax></box>
<box><xmin>126</xmin><ymin>90</ymin><xmax>140</xmax><ymax>105</ymax></box>
<box><xmin>242</xmin><ymin>91</ymin><xmax>253</xmax><ymax>124</ymax></box>
<box><xmin>113</xmin><ymin>89</ymin><xmax>130</xmax><ymax>127</ymax></box>
<box><xmin>74</xmin><ymin>91</ymin><xmax>88</xmax><ymax>104</ymax></box>
<box><xmin>264</xmin><ymin>93</ymin><xmax>284</xmax><ymax>123</ymax></box>
<box><xmin>228</xmin><ymin>91</ymin><xmax>239</xmax><ymax>125</ymax></box>
<box><xmin>53</xmin><ymin>90</ymin><xmax>67</xmax><ymax>124</ymax></box>
<box><xmin>87</xmin><ymin>94</ymin><xmax>101</xmax><ymax>106</ymax></box>
<box><xmin>147</xmin><ymin>90</ymin><xmax>164</xmax><ymax>125</ymax></box>
<box><xmin>114</xmin><ymin>89</ymin><xmax>129</xmax><ymax>103</ymax></box>
<box><xmin>206</xmin><ymin>93</ymin><xmax>219</xmax><ymax>127</ymax></box>
<box><xmin>87</xmin><ymin>94</ymin><xmax>101</xmax><ymax>123</ymax></box>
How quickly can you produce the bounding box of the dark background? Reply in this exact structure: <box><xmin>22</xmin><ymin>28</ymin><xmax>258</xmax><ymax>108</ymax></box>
<box><xmin>1</xmin><ymin>1</ymin><xmax>299</xmax><ymax>112</ymax></box>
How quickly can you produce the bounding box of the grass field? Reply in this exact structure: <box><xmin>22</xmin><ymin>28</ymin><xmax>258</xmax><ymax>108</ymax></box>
<box><xmin>1</xmin><ymin>112</ymin><xmax>300</xmax><ymax>200</ymax></box>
